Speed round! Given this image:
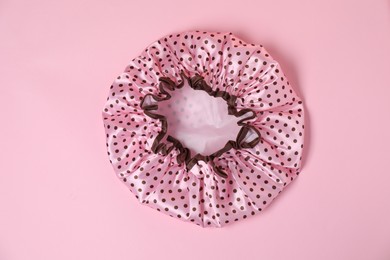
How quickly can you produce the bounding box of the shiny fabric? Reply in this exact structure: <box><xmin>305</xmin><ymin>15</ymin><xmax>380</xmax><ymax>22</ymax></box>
<box><xmin>102</xmin><ymin>31</ymin><xmax>305</xmax><ymax>227</ymax></box>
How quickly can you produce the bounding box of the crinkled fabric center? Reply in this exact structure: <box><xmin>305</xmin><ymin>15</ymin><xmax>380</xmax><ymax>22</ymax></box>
<box><xmin>156</xmin><ymin>79</ymin><xmax>242</xmax><ymax>156</ymax></box>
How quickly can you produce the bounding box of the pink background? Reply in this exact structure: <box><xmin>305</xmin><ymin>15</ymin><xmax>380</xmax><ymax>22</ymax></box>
<box><xmin>1</xmin><ymin>0</ymin><xmax>390</xmax><ymax>259</ymax></box>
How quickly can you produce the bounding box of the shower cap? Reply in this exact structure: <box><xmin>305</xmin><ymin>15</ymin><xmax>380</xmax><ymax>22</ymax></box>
<box><xmin>102</xmin><ymin>31</ymin><xmax>305</xmax><ymax>227</ymax></box>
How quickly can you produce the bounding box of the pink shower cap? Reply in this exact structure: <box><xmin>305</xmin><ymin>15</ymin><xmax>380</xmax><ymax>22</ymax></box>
<box><xmin>102</xmin><ymin>31</ymin><xmax>305</xmax><ymax>227</ymax></box>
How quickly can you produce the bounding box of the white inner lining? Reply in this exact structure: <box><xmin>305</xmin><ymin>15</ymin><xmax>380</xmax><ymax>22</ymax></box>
<box><xmin>155</xmin><ymin>80</ymin><xmax>246</xmax><ymax>156</ymax></box>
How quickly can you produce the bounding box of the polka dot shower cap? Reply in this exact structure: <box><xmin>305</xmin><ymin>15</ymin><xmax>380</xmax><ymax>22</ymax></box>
<box><xmin>102</xmin><ymin>31</ymin><xmax>305</xmax><ymax>227</ymax></box>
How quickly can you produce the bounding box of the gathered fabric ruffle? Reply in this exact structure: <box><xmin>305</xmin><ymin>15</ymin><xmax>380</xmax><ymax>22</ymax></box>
<box><xmin>102</xmin><ymin>31</ymin><xmax>305</xmax><ymax>227</ymax></box>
